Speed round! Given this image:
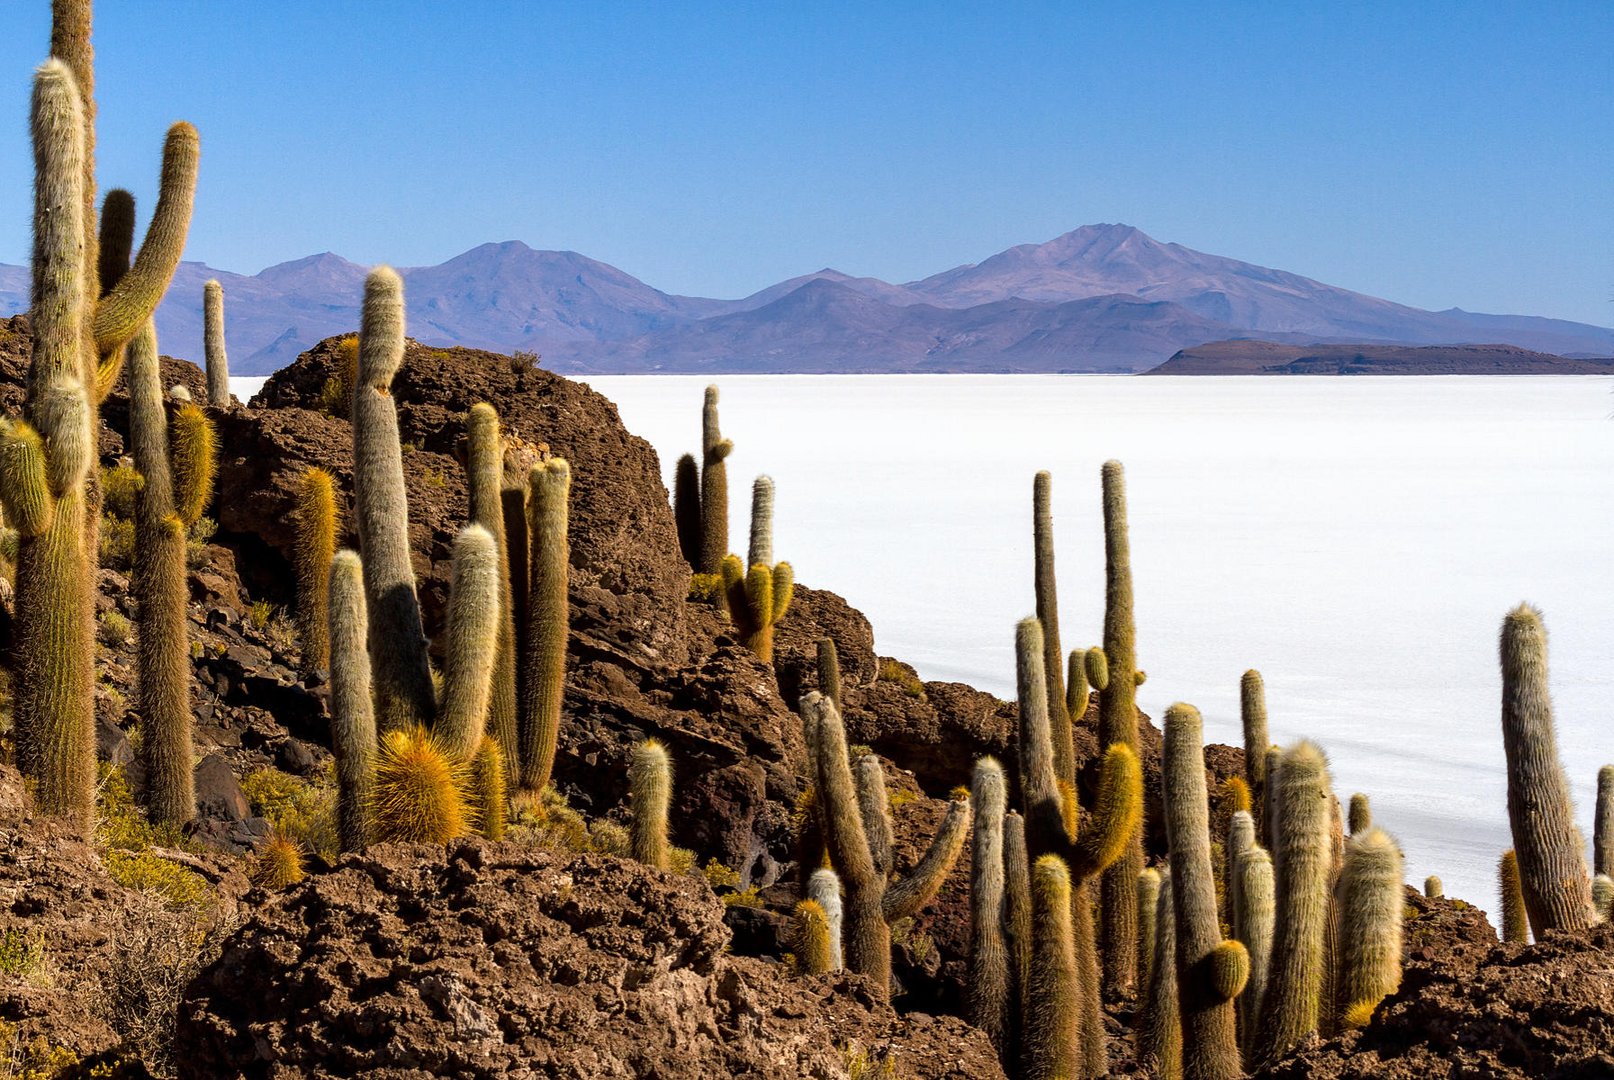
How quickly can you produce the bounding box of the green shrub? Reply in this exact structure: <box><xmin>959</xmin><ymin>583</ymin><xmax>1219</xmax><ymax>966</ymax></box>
<box><xmin>98</xmin><ymin>610</ymin><xmax>131</xmax><ymax>647</ymax></box>
<box><xmin>101</xmin><ymin>462</ymin><xmax>144</xmax><ymax>520</ymax></box>
<box><xmin>687</xmin><ymin>573</ymin><xmax>723</xmax><ymax>604</ymax></box>
<box><xmin>876</xmin><ymin>658</ymin><xmax>926</xmax><ymax>700</ymax></box>
<box><xmin>240</xmin><ymin>767</ymin><xmax>339</xmax><ymax>863</ymax></box>
<box><xmin>99</xmin><ymin>513</ymin><xmax>136</xmax><ymax>571</ymax></box>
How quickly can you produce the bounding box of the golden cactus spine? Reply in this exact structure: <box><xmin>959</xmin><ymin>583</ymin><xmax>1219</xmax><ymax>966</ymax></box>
<box><xmin>352</xmin><ymin>267</ymin><xmax>435</xmax><ymax>733</ymax></box>
<box><xmin>519</xmin><ymin>457</ymin><xmax>570</xmax><ymax>794</ymax></box>
<box><xmin>794</xmin><ymin>899</ymin><xmax>835</xmax><ymax>975</ymax></box>
<box><xmin>1499</xmin><ymin>604</ymin><xmax>1594</xmax><ymax>934</ymax></box>
<box><xmin>720</xmin><ymin>554</ymin><xmax>793</xmax><ymax>663</ymax></box>
<box><xmin>466</xmin><ymin>403</ymin><xmax>519</xmax><ymax>778</ymax></box>
<box><xmin>698</xmin><ymin>385</ymin><xmax>731</xmax><ymax>574</ymax></box>
<box><xmin>807</xmin><ymin>868</ymin><xmax>844</xmax><ymax>970</ymax></box>
<box><xmin>293</xmin><ymin>467</ymin><xmax>336</xmax><ymax>675</ymax></box>
<box><xmin>202</xmin><ymin>278</ymin><xmax>230</xmax><ymax>406</ymax></box>
<box><xmin>1163</xmin><ymin>703</ymin><xmax>1247</xmax><ymax>1080</ymax></box>
<box><xmin>630</xmin><ymin>738</ymin><xmax>672</xmax><ymax>871</ymax></box>
<box><xmin>1499</xmin><ymin>849</ymin><xmax>1528</xmax><ymax>943</ymax></box>
<box><xmin>328</xmin><ymin>550</ymin><xmax>376</xmax><ymax>852</ymax></box>
<box><xmin>370</xmin><ymin>725</ymin><xmax>468</xmax><ymax>844</ymax></box>
<box><xmin>1031</xmin><ymin>471</ymin><xmax>1072</xmax><ymax>784</ymax></box>
<box><xmin>434</xmin><ymin>525</ymin><xmax>501</xmax><ymax>762</ymax></box>
<box><xmin>1097</xmin><ymin>459</ymin><xmax>1142</xmax><ymax>996</ymax></box>
<box><xmin>1334</xmin><ymin>827</ymin><xmax>1403</xmax><ymax>1029</ymax></box>
<box><xmin>968</xmin><ymin>757</ymin><xmax>1011</xmax><ymax>1057</ymax></box>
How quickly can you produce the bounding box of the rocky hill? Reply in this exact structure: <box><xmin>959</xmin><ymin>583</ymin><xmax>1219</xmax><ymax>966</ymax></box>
<box><xmin>1146</xmin><ymin>339</ymin><xmax>1614</xmax><ymax>374</ymax></box>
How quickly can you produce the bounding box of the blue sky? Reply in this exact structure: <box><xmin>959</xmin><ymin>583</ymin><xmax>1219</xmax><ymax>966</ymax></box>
<box><xmin>1</xmin><ymin>2</ymin><xmax>1609</xmax><ymax>324</ymax></box>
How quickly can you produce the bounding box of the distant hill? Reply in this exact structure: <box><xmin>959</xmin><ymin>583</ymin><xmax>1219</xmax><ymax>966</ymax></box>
<box><xmin>3</xmin><ymin>224</ymin><xmax>1612</xmax><ymax>373</ymax></box>
<box><xmin>1146</xmin><ymin>339</ymin><xmax>1614</xmax><ymax>375</ymax></box>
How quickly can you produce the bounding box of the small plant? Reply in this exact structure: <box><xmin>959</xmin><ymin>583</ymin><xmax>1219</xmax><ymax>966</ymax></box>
<box><xmin>370</xmin><ymin>727</ymin><xmax>469</xmax><ymax>843</ymax></box>
<box><xmin>422</xmin><ymin>466</ymin><xmax>446</xmax><ymax>489</ymax></box>
<box><xmin>721</xmin><ymin>886</ymin><xmax>764</xmax><ymax>909</ymax></box>
<box><xmin>101</xmin><ymin>461</ymin><xmax>144</xmax><ymax>519</ymax></box>
<box><xmin>98</xmin><ymin>512</ymin><xmax>136</xmax><ymax>571</ymax></box>
<box><xmin>241</xmin><ymin>766</ymin><xmax>339</xmax><ymax>863</ymax></box>
<box><xmin>702</xmin><ymin>858</ymin><xmax>741</xmax><ymax>890</ymax></box>
<box><xmin>246</xmin><ymin>600</ymin><xmax>275</xmax><ymax>632</ymax></box>
<box><xmin>0</xmin><ymin>1020</ymin><xmax>81</xmax><ymax>1080</ymax></box>
<box><xmin>250</xmin><ymin>833</ymin><xmax>307</xmax><ymax>890</ymax></box>
<box><xmin>876</xmin><ymin>658</ymin><xmax>926</xmax><ymax>700</ymax></box>
<box><xmin>841</xmin><ymin>1042</ymin><xmax>897</xmax><ymax>1080</ymax></box>
<box><xmin>0</xmin><ymin>930</ymin><xmax>49</xmax><ymax>984</ymax></box>
<box><xmin>103</xmin><ymin>850</ymin><xmax>210</xmax><ymax>910</ymax></box>
<box><xmin>97</xmin><ymin>610</ymin><xmax>131</xmax><ymax>647</ymax></box>
<box><xmin>687</xmin><ymin>573</ymin><xmax>724</xmax><ymax>604</ymax></box>
<box><xmin>511</xmin><ymin>349</ymin><xmax>540</xmax><ymax>370</ymax></box>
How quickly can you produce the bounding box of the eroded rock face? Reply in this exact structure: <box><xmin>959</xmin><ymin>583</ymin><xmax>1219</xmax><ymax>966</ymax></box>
<box><xmin>177</xmin><ymin>840</ymin><xmax>1005</xmax><ymax>1080</ymax></box>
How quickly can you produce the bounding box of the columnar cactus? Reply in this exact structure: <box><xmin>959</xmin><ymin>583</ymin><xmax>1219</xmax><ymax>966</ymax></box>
<box><xmin>1263</xmin><ymin>745</ymin><xmax>1282</xmax><ymax>850</ymax></box>
<box><xmin>1084</xmin><ymin>647</ymin><xmax>1108</xmax><ymax>693</ymax></box>
<box><xmin>203</xmin><ymin>279</ymin><xmax>230</xmax><ymax>406</ymax></box>
<box><xmin>857</xmin><ymin>754</ymin><xmax>895</xmax><ymax>877</ymax></box>
<box><xmin>465</xmin><ymin>403</ymin><xmax>519</xmax><ymax>775</ymax></box>
<box><xmin>1163</xmin><ymin>703</ymin><xmax>1248</xmax><ymax>1080</ymax></box>
<box><xmin>672</xmin><ymin>453</ymin><xmax>701</xmax><ymax>568</ymax></box>
<box><xmin>328</xmin><ymin>550</ymin><xmax>375</xmax><ymax>852</ymax></box>
<box><xmin>807</xmin><ymin>868</ymin><xmax>844</xmax><ymax>970</ymax></box>
<box><xmin>293</xmin><ymin>467</ymin><xmax>336</xmax><ymax>675</ymax></box>
<box><xmin>1591</xmin><ymin>874</ymin><xmax>1613</xmax><ymax>923</ymax></box>
<box><xmin>1597</xmin><ymin>765</ymin><xmax>1614</xmax><ymax>878</ymax></box>
<box><xmin>1016</xmin><ymin>618</ymin><xmax>1067</xmax><ymax>858</ymax></box>
<box><xmin>794</xmin><ymin>899</ymin><xmax>834</xmax><ymax>974</ymax></box>
<box><xmin>968</xmin><ymin>757</ymin><xmax>1011</xmax><ymax>1055</ymax></box>
<box><xmin>1335</xmin><ymin>827</ymin><xmax>1404</xmax><ymax>1029</ymax></box>
<box><xmin>1066</xmin><ymin>648</ymin><xmax>1091</xmax><ymax>727</ymax></box>
<box><xmin>434</xmin><ymin>525</ymin><xmax>501</xmax><ymax>761</ymax></box>
<box><xmin>1254</xmin><ymin>740</ymin><xmax>1335</xmax><ymax>1067</ymax></box>
<box><xmin>370</xmin><ymin>725</ymin><xmax>468</xmax><ymax>843</ymax></box>
<box><xmin>352</xmin><ymin>267</ymin><xmax>435</xmax><ymax>733</ymax></box>
<box><xmin>1002</xmin><ymin>811</ymin><xmax>1032</xmax><ymax>1036</ymax></box>
<box><xmin>1098</xmin><ymin>459</ymin><xmax>1143</xmax><ymax>996</ymax></box>
<box><xmin>1032</xmin><ymin>471</ymin><xmax>1072</xmax><ymax>784</ymax></box>
<box><xmin>1499</xmin><ymin>849</ymin><xmax>1528</xmax><ymax>943</ymax></box>
<box><xmin>1499</xmin><ymin>604</ymin><xmax>1594</xmax><ymax>934</ymax></box>
<box><xmin>1138</xmin><ymin>871</ymin><xmax>1182</xmax><ymax>1080</ymax></box>
<box><xmin>720</xmin><ymin>553</ymin><xmax>793</xmax><ymax>663</ymax></box>
<box><xmin>1137</xmin><ymin>867</ymin><xmax>1161</xmax><ymax>995</ymax></box>
<box><xmin>1024</xmin><ymin>854</ymin><xmax>1078</xmax><ymax>1080</ymax></box>
<box><xmin>698</xmin><ymin>386</ymin><xmax>730</xmax><ymax>575</ymax></box>
<box><xmin>470</xmin><ymin>736</ymin><xmax>506</xmax><ymax>841</ymax></box>
<box><xmin>1241</xmin><ymin>669</ymin><xmax>1269</xmax><ymax>817</ymax></box>
<box><xmin>1347</xmin><ymin>793</ymin><xmax>1371</xmax><ymax>836</ymax></box>
<box><xmin>801</xmin><ymin>690</ymin><xmax>971</xmax><ymax>998</ymax></box>
<box><xmin>630</xmin><ymin>738</ymin><xmax>672</xmax><ymax>871</ymax></box>
<box><xmin>519</xmin><ymin>457</ymin><xmax>570</xmax><ymax>794</ymax></box>
<box><xmin>748</xmin><ymin>474</ymin><xmax>774</xmax><ymax>568</ymax></box>
<box><xmin>1234</xmin><ymin>845</ymin><xmax>1274</xmax><ymax>1058</ymax></box>
<box><xmin>1423</xmin><ymin>876</ymin><xmax>1443</xmax><ymax>899</ymax></box>
<box><xmin>816</xmin><ymin>638</ymin><xmax>842</xmax><ymax>710</ymax></box>
<box><xmin>1227</xmin><ymin>810</ymin><xmax>1256</xmax><ymax>944</ymax></box>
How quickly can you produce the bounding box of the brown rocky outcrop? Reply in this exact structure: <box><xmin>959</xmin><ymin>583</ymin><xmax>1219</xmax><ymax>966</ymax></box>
<box><xmin>177</xmin><ymin>840</ymin><xmax>1006</xmax><ymax>1080</ymax></box>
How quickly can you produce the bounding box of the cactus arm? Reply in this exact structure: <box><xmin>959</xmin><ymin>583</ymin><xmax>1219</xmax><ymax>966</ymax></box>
<box><xmin>92</xmin><ymin>122</ymin><xmax>199</xmax><ymax>359</ymax></box>
<box><xmin>435</xmin><ymin>525</ymin><xmax>501</xmax><ymax>761</ymax></box>
<box><xmin>168</xmin><ymin>398</ymin><xmax>216</xmax><ymax>526</ymax></box>
<box><xmin>469</xmin><ymin>736</ymin><xmax>506</xmax><ymax>840</ymax></box>
<box><xmin>1065</xmin><ymin>648</ymin><xmax>1090</xmax><ymax>728</ymax></box>
<box><xmin>744</xmin><ymin>562</ymin><xmax>773</xmax><ymax>634</ymax></box>
<box><xmin>816</xmin><ymin>638</ymin><xmax>842</xmax><ymax>711</ymax></box>
<box><xmin>882</xmin><ymin>790</ymin><xmax>971</xmax><ymax>922</ymax></box>
<box><xmin>1084</xmin><ymin>647</ymin><xmax>1108</xmax><ymax>691</ymax></box>
<box><xmin>1031</xmin><ymin>471</ymin><xmax>1072</xmax><ymax>786</ymax></box>
<box><xmin>1002</xmin><ymin>811</ymin><xmax>1033</xmax><ymax>1029</ymax></box>
<box><xmin>747</xmin><ymin>474</ymin><xmax>774</xmax><ymax>569</ymax></box>
<box><xmin>0</xmin><ymin>421</ymin><xmax>55</xmax><ymax>537</ymax></box>
<box><xmin>770</xmin><ymin>560</ymin><xmax>793</xmax><ymax>624</ymax></box>
<box><xmin>1596</xmin><ymin>765</ymin><xmax>1614</xmax><ymax>879</ymax></box>
<box><xmin>672</xmin><ymin>452</ymin><xmax>702</xmax><ymax>567</ymax></box>
<box><xmin>97</xmin><ymin>188</ymin><xmax>134</xmax><ymax>296</ymax></box>
<box><xmin>1015</xmin><ymin>617</ymin><xmax>1068</xmax><ymax>858</ymax></box>
<box><xmin>519</xmin><ymin>457</ymin><xmax>570</xmax><ymax>793</ymax></box>
<box><xmin>855</xmin><ymin>754</ymin><xmax>894</xmax><ymax>877</ymax></box>
<box><xmin>1069</xmin><ymin>741</ymin><xmax>1143</xmax><ymax>881</ymax></box>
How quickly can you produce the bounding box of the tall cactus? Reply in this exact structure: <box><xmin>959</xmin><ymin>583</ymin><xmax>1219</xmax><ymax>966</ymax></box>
<box><xmin>1002</xmin><ymin>810</ymin><xmax>1032</xmax><ymax>1051</ymax></box>
<box><xmin>1235</xmin><ymin>845</ymin><xmax>1274</xmax><ymax>1058</ymax></box>
<box><xmin>1596</xmin><ymin>765</ymin><xmax>1614</xmax><ymax>879</ymax></box>
<box><xmin>802</xmin><ymin>690</ymin><xmax>971</xmax><ymax>998</ymax></box>
<box><xmin>465</xmin><ymin>404</ymin><xmax>519</xmax><ymax>776</ymax></box>
<box><xmin>1015</xmin><ymin>618</ymin><xmax>1067</xmax><ymax>859</ymax></box>
<box><xmin>816</xmin><ymin>637</ymin><xmax>842</xmax><ymax>710</ymax></box>
<box><xmin>1138</xmin><ymin>871</ymin><xmax>1182</xmax><ymax>1080</ymax></box>
<box><xmin>1498</xmin><ymin>849</ymin><xmax>1528</xmax><ymax>943</ymax></box>
<box><xmin>1334</xmin><ymin>826</ymin><xmax>1404</xmax><ymax>1029</ymax></box>
<box><xmin>519</xmin><ymin>457</ymin><xmax>570</xmax><ymax>794</ymax></box>
<box><xmin>748</xmin><ymin>474</ymin><xmax>774</xmax><ymax>568</ymax></box>
<box><xmin>293</xmin><ymin>467</ymin><xmax>336</xmax><ymax>675</ymax></box>
<box><xmin>672</xmin><ymin>452</ymin><xmax>701</xmax><ymax>568</ymax></box>
<box><xmin>202</xmin><ymin>279</ymin><xmax>230</xmax><ymax>406</ymax></box>
<box><xmin>328</xmin><ymin>550</ymin><xmax>375</xmax><ymax>852</ymax></box>
<box><xmin>1498</xmin><ymin>604</ymin><xmax>1594</xmax><ymax>934</ymax></box>
<box><xmin>1254</xmin><ymin>740</ymin><xmax>1335</xmax><ymax>1067</ymax></box>
<box><xmin>352</xmin><ymin>267</ymin><xmax>435</xmax><ymax>733</ymax></box>
<box><xmin>720</xmin><ymin>554</ymin><xmax>793</xmax><ymax>663</ymax></box>
<box><xmin>1031</xmin><ymin>471</ymin><xmax>1072</xmax><ymax>784</ymax></box>
<box><xmin>1097</xmin><ymin>459</ymin><xmax>1143</xmax><ymax>996</ymax></box>
<box><xmin>1024</xmin><ymin>854</ymin><xmax>1078</xmax><ymax>1080</ymax></box>
<box><xmin>630</xmin><ymin>738</ymin><xmax>672</xmax><ymax>871</ymax></box>
<box><xmin>1227</xmin><ymin>810</ymin><xmax>1256</xmax><ymax>944</ymax></box>
<box><xmin>433</xmin><ymin>525</ymin><xmax>501</xmax><ymax>762</ymax></box>
<box><xmin>968</xmin><ymin>757</ymin><xmax>1011</xmax><ymax>1056</ymax></box>
<box><xmin>698</xmin><ymin>386</ymin><xmax>730</xmax><ymax>574</ymax></box>
<box><xmin>1241</xmin><ymin>670</ymin><xmax>1268</xmax><ymax>823</ymax></box>
<box><xmin>1163</xmin><ymin>703</ymin><xmax>1248</xmax><ymax>1080</ymax></box>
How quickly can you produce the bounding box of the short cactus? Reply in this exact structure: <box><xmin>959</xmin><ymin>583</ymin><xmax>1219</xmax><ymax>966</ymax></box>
<box><xmin>720</xmin><ymin>554</ymin><xmax>793</xmax><ymax>663</ymax></box>
<box><xmin>698</xmin><ymin>386</ymin><xmax>731</xmax><ymax>575</ymax></box>
<box><xmin>328</xmin><ymin>550</ymin><xmax>375</xmax><ymax>852</ymax></box>
<box><xmin>672</xmin><ymin>452</ymin><xmax>701</xmax><ymax>567</ymax></box>
<box><xmin>1595</xmin><ymin>765</ymin><xmax>1613</xmax><ymax>879</ymax></box>
<box><xmin>1163</xmin><ymin>703</ymin><xmax>1246</xmax><ymax>1080</ymax></box>
<box><xmin>1499</xmin><ymin>605</ymin><xmax>1594</xmax><ymax>934</ymax></box>
<box><xmin>1347</xmin><ymin>793</ymin><xmax>1371</xmax><ymax>836</ymax></box>
<box><xmin>1137</xmin><ymin>867</ymin><xmax>1162</xmax><ymax>1006</ymax></box>
<box><xmin>968</xmin><ymin>757</ymin><xmax>1011</xmax><ymax>1056</ymax></box>
<box><xmin>518</xmin><ymin>457</ymin><xmax>571</xmax><ymax>794</ymax></box>
<box><xmin>1032</xmin><ymin>471</ymin><xmax>1072</xmax><ymax>785</ymax></box>
<box><xmin>469</xmin><ymin>735</ymin><xmax>506</xmax><ymax>841</ymax></box>
<box><xmin>251</xmin><ymin>833</ymin><xmax>305</xmax><ymax>890</ymax></box>
<box><xmin>1499</xmin><ymin>849</ymin><xmax>1528</xmax><ymax>943</ymax></box>
<box><xmin>434</xmin><ymin>525</ymin><xmax>501</xmax><ymax>762</ymax></box>
<box><xmin>1335</xmin><ymin>827</ymin><xmax>1403</xmax><ymax>1029</ymax></box>
<box><xmin>203</xmin><ymin>279</ymin><xmax>231</xmax><ymax>406</ymax></box>
<box><xmin>1423</xmin><ymin>876</ymin><xmax>1443</xmax><ymax>899</ymax></box>
<box><xmin>794</xmin><ymin>899</ymin><xmax>834</xmax><ymax>974</ymax></box>
<box><xmin>293</xmin><ymin>467</ymin><xmax>336</xmax><ymax>675</ymax></box>
<box><xmin>807</xmin><ymin>868</ymin><xmax>844</xmax><ymax>970</ymax></box>
<box><xmin>1024</xmin><ymin>854</ymin><xmax>1078</xmax><ymax>1080</ymax></box>
<box><xmin>1138</xmin><ymin>871</ymin><xmax>1182</xmax><ymax>1080</ymax></box>
<box><xmin>630</xmin><ymin>738</ymin><xmax>672</xmax><ymax>871</ymax></box>
<box><xmin>370</xmin><ymin>725</ymin><xmax>468</xmax><ymax>844</ymax></box>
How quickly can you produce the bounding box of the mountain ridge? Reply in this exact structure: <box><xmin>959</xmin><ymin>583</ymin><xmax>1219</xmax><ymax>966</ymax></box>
<box><xmin>1</xmin><ymin>224</ymin><xmax>1609</xmax><ymax>373</ymax></box>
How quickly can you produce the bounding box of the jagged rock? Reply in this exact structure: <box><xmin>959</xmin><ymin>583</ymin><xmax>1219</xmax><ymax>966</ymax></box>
<box><xmin>193</xmin><ymin>755</ymin><xmax>249</xmax><ymax>823</ymax></box>
<box><xmin>177</xmin><ymin>840</ymin><xmax>1005</xmax><ymax>1080</ymax></box>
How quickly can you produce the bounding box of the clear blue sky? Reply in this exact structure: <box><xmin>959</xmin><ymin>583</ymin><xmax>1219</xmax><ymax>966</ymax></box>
<box><xmin>1</xmin><ymin>2</ymin><xmax>1609</xmax><ymax>324</ymax></box>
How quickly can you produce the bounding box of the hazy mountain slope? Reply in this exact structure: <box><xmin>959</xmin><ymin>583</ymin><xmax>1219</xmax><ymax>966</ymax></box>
<box><xmin>1149</xmin><ymin>339</ymin><xmax>1614</xmax><ymax>375</ymax></box>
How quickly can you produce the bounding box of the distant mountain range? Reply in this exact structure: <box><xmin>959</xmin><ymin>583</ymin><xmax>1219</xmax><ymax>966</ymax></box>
<box><xmin>2</xmin><ymin>224</ymin><xmax>1610</xmax><ymax>374</ymax></box>
<box><xmin>1147</xmin><ymin>339</ymin><xmax>1614</xmax><ymax>376</ymax></box>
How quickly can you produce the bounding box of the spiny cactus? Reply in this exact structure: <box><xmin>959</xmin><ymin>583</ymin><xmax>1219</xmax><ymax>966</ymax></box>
<box><xmin>1423</xmin><ymin>876</ymin><xmax>1443</xmax><ymax>899</ymax></box>
<box><xmin>1024</xmin><ymin>854</ymin><xmax>1078</xmax><ymax>1080</ymax></box>
<box><xmin>1137</xmin><ymin>867</ymin><xmax>1162</xmax><ymax>1007</ymax></box>
<box><xmin>1335</xmin><ymin>826</ymin><xmax>1403</xmax><ymax>1029</ymax></box>
<box><xmin>1227</xmin><ymin>810</ymin><xmax>1256</xmax><ymax>944</ymax></box>
<box><xmin>1254</xmin><ymin>740</ymin><xmax>1335</xmax><ymax>1067</ymax></box>
<box><xmin>968</xmin><ymin>757</ymin><xmax>1011</xmax><ymax>1056</ymax></box>
<box><xmin>856</xmin><ymin>754</ymin><xmax>895</xmax><ymax>877</ymax></box>
<box><xmin>1138</xmin><ymin>871</ymin><xmax>1183</xmax><ymax>1080</ymax></box>
<box><xmin>698</xmin><ymin>386</ymin><xmax>731</xmax><ymax>575</ymax></box>
<box><xmin>1002</xmin><ymin>810</ymin><xmax>1032</xmax><ymax>1042</ymax></box>
<box><xmin>1499</xmin><ymin>849</ymin><xmax>1528</xmax><ymax>943</ymax></box>
<box><xmin>673</xmin><ymin>452</ymin><xmax>701</xmax><ymax>567</ymax></box>
<box><xmin>1031</xmin><ymin>471</ymin><xmax>1072</xmax><ymax>785</ymax></box>
<box><xmin>630</xmin><ymin>738</ymin><xmax>672</xmax><ymax>871</ymax></box>
<box><xmin>1499</xmin><ymin>604</ymin><xmax>1594</xmax><ymax>934</ymax></box>
<box><xmin>1015</xmin><ymin>618</ymin><xmax>1067</xmax><ymax>858</ymax></box>
<box><xmin>352</xmin><ymin>267</ymin><xmax>435</xmax><ymax>733</ymax></box>
<box><xmin>328</xmin><ymin>550</ymin><xmax>375</xmax><ymax>851</ymax></box>
<box><xmin>519</xmin><ymin>457</ymin><xmax>570</xmax><ymax>794</ymax></box>
<box><xmin>469</xmin><ymin>736</ymin><xmax>506</xmax><ymax>841</ymax></box>
<box><xmin>1263</xmin><ymin>745</ymin><xmax>1283</xmax><ymax>849</ymax></box>
<box><xmin>795</xmin><ymin>899</ymin><xmax>835</xmax><ymax>975</ymax></box>
<box><xmin>816</xmin><ymin>637</ymin><xmax>842</xmax><ymax>710</ymax></box>
<box><xmin>1163</xmin><ymin>703</ymin><xmax>1247</xmax><ymax>1080</ymax></box>
<box><xmin>370</xmin><ymin>725</ymin><xmax>468</xmax><ymax>844</ymax></box>
<box><xmin>251</xmin><ymin>833</ymin><xmax>305</xmax><ymax>890</ymax></box>
<box><xmin>1594</xmin><ymin>765</ymin><xmax>1613</xmax><ymax>879</ymax></box>
<box><xmin>1591</xmin><ymin>874</ymin><xmax>1613</xmax><ymax>923</ymax></box>
<box><xmin>1235</xmin><ymin>845</ymin><xmax>1274</xmax><ymax>1057</ymax></box>
<box><xmin>720</xmin><ymin>554</ymin><xmax>793</xmax><ymax>663</ymax></box>
<box><xmin>465</xmin><ymin>403</ymin><xmax>519</xmax><ymax>778</ymax></box>
<box><xmin>1066</xmin><ymin>648</ymin><xmax>1091</xmax><ymax>727</ymax></box>
<box><xmin>1347</xmin><ymin>793</ymin><xmax>1371</xmax><ymax>836</ymax></box>
<box><xmin>807</xmin><ymin>868</ymin><xmax>844</xmax><ymax>970</ymax></box>
<box><xmin>748</xmin><ymin>474</ymin><xmax>774</xmax><ymax>568</ymax></box>
<box><xmin>1084</xmin><ymin>646</ymin><xmax>1108</xmax><ymax>693</ymax></box>
<box><xmin>802</xmin><ymin>690</ymin><xmax>971</xmax><ymax>998</ymax></box>
<box><xmin>1242</xmin><ymin>669</ymin><xmax>1269</xmax><ymax>810</ymax></box>
<box><xmin>202</xmin><ymin>279</ymin><xmax>230</xmax><ymax>406</ymax></box>
<box><xmin>293</xmin><ymin>467</ymin><xmax>336</xmax><ymax>675</ymax></box>
<box><xmin>501</xmin><ymin>442</ymin><xmax>531</xmax><ymax>669</ymax></box>
<box><xmin>434</xmin><ymin>525</ymin><xmax>501</xmax><ymax>762</ymax></box>
<box><xmin>1097</xmin><ymin>459</ymin><xmax>1143</xmax><ymax>996</ymax></box>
